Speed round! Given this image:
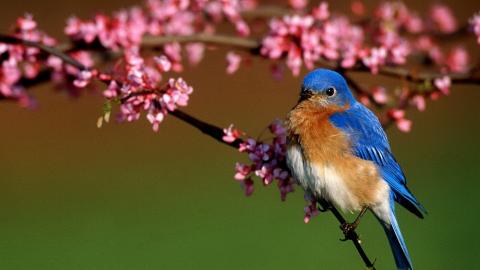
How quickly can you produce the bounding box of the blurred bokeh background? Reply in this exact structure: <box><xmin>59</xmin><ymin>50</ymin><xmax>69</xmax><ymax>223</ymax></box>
<box><xmin>1</xmin><ymin>1</ymin><xmax>479</xmax><ymax>269</ymax></box>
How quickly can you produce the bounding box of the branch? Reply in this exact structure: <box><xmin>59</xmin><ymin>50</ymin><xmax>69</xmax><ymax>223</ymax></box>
<box><xmin>141</xmin><ymin>34</ymin><xmax>480</xmax><ymax>85</ymax></box>
<box><xmin>372</xmin><ymin>65</ymin><xmax>480</xmax><ymax>85</ymax></box>
<box><xmin>241</xmin><ymin>5</ymin><xmax>290</xmax><ymax>19</ymax></box>
<box><xmin>0</xmin><ymin>34</ymin><xmax>88</xmax><ymax>71</ymax></box>
<box><xmin>142</xmin><ymin>33</ymin><xmax>259</xmax><ymax>50</ymax></box>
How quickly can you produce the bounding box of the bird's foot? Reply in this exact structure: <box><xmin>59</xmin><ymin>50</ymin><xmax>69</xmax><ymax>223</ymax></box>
<box><xmin>339</xmin><ymin>207</ymin><xmax>367</xmax><ymax>241</ymax></box>
<box><xmin>339</xmin><ymin>222</ymin><xmax>358</xmax><ymax>241</ymax></box>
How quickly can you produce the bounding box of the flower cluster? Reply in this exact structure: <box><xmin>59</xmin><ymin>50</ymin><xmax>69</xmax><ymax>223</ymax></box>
<box><xmin>260</xmin><ymin>1</ymin><xmax>474</xmax><ymax>77</ymax></box>
<box><xmin>223</xmin><ymin>120</ymin><xmax>294</xmax><ymax>201</ymax></box>
<box><xmin>65</xmin><ymin>0</ymin><xmax>251</xmax><ymax>51</ymax></box>
<box><xmin>62</xmin><ymin>0</ymin><xmax>256</xmax><ymax>76</ymax></box>
<box><xmin>100</xmin><ymin>49</ymin><xmax>193</xmax><ymax>131</ymax></box>
<box><xmin>0</xmin><ymin>14</ymin><xmax>101</xmax><ymax>104</ymax></box>
<box><xmin>388</xmin><ymin>109</ymin><xmax>412</xmax><ymax>133</ymax></box>
<box><xmin>303</xmin><ymin>194</ymin><xmax>320</xmax><ymax>224</ymax></box>
<box><xmin>260</xmin><ymin>2</ymin><xmax>334</xmax><ymax>76</ymax></box>
<box><xmin>0</xmin><ymin>14</ymin><xmax>57</xmax><ymax>105</ymax></box>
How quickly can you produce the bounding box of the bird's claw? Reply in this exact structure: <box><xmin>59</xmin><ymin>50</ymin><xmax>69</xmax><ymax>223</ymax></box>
<box><xmin>339</xmin><ymin>222</ymin><xmax>357</xmax><ymax>241</ymax></box>
<box><xmin>341</xmin><ymin>222</ymin><xmax>356</xmax><ymax>234</ymax></box>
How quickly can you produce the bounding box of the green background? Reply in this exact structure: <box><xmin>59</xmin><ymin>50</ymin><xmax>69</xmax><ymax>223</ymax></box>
<box><xmin>0</xmin><ymin>1</ymin><xmax>479</xmax><ymax>269</ymax></box>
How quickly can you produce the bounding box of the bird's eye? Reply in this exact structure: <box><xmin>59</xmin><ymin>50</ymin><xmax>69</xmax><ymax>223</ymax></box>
<box><xmin>325</xmin><ymin>87</ymin><xmax>336</xmax><ymax>97</ymax></box>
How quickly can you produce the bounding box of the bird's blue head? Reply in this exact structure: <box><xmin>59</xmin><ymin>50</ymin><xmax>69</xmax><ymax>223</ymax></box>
<box><xmin>299</xmin><ymin>69</ymin><xmax>356</xmax><ymax>108</ymax></box>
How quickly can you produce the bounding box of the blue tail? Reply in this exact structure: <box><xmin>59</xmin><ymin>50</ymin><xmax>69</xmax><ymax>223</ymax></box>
<box><xmin>381</xmin><ymin>204</ymin><xmax>413</xmax><ymax>270</ymax></box>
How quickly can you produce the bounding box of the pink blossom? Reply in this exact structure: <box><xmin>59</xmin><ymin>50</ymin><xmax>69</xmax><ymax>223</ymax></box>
<box><xmin>17</xmin><ymin>14</ymin><xmax>37</xmax><ymax>31</ymax></box>
<box><xmin>389</xmin><ymin>109</ymin><xmax>405</xmax><ymax>120</ymax></box>
<box><xmin>411</xmin><ymin>95</ymin><xmax>426</xmax><ymax>111</ymax></box>
<box><xmin>73</xmin><ymin>70</ymin><xmax>93</xmax><ymax>88</ymax></box>
<box><xmin>388</xmin><ymin>109</ymin><xmax>412</xmax><ymax>133</ymax></box>
<box><xmin>273</xmin><ymin>168</ymin><xmax>289</xmax><ymax>181</ymax></box>
<box><xmin>154</xmin><ymin>55</ymin><xmax>172</xmax><ymax>72</ymax></box>
<box><xmin>46</xmin><ymin>56</ymin><xmax>63</xmax><ymax>71</ymax></box>
<box><xmin>22</xmin><ymin>62</ymin><xmax>40</xmax><ymax>79</ymax></box>
<box><xmin>243</xmin><ymin>178</ymin><xmax>254</xmax><ymax>196</ymax></box>
<box><xmin>238</xmin><ymin>138</ymin><xmax>257</xmax><ymax>153</ymax></box>
<box><xmin>429</xmin><ymin>91</ymin><xmax>441</xmax><ymax>101</ymax></box>
<box><xmin>112</xmin><ymin>48</ymin><xmax>193</xmax><ymax>131</ymax></box>
<box><xmin>269</xmin><ymin>120</ymin><xmax>286</xmax><ymax>136</ymax></box>
<box><xmin>470</xmin><ymin>12</ymin><xmax>480</xmax><ymax>44</ymax></box>
<box><xmin>389</xmin><ymin>42</ymin><xmax>410</xmax><ymax>65</ymax></box>
<box><xmin>261</xmin><ymin>14</ymin><xmax>317</xmax><ymax>75</ymax></box>
<box><xmin>371</xmin><ymin>86</ymin><xmax>388</xmax><ymax>104</ymax></box>
<box><xmin>185</xmin><ymin>43</ymin><xmax>205</xmax><ymax>65</ymax></box>
<box><xmin>228</xmin><ymin>120</ymin><xmax>294</xmax><ymax>200</ymax></box>
<box><xmin>405</xmin><ymin>13</ymin><xmax>423</xmax><ymax>33</ymax></box>
<box><xmin>226</xmin><ymin>52</ymin><xmax>241</xmax><ymax>74</ymax></box>
<box><xmin>358</xmin><ymin>95</ymin><xmax>370</xmax><ymax>106</ymax></box>
<box><xmin>415</xmin><ymin>36</ymin><xmax>434</xmax><ymax>51</ymax></box>
<box><xmin>255</xmin><ymin>165</ymin><xmax>274</xmax><ymax>185</ymax></box>
<box><xmin>287</xmin><ymin>47</ymin><xmax>302</xmax><ymax>76</ymax></box>
<box><xmin>289</xmin><ymin>0</ymin><xmax>308</xmax><ymax>10</ymax></box>
<box><xmin>428</xmin><ymin>46</ymin><xmax>444</xmax><ymax>65</ymax></box>
<box><xmin>278</xmin><ymin>179</ymin><xmax>295</xmax><ymax>201</ymax></box>
<box><xmin>239</xmin><ymin>0</ymin><xmax>258</xmax><ymax>11</ymax></box>
<box><xmin>350</xmin><ymin>1</ymin><xmax>366</xmax><ymax>17</ymax></box>
<box><xmin>429</xmin><ymin>4</ymin><xmax>457</xmax><ymax>34</ymax></box>
<box><xmin>312</xmin><ymin>2</ymin><xmax>330</xmax><ymax>20</ymax></box>
<box><xmin>164</xmin><ymin>43</ymin><xmax>183</xmax><ymax>72</ymax></box>
<box><xmin>146</xmin><ymin>110</ymin><xmax>165</xmax><ymax>132</ymax></box>
<box><xmin>234</xmin><ymin>163</ymin><xmax>251</xmax><ymax>181</ymax></box>
<box><xmin>221</xmin><ymin>0</ymin><xmax>250</xmax><ymax>36</ymax></box>
<box><xmin>446</xmin><ymin>46</ymin><xmax>469</xmax><ymax>73</ymax></box>
<box><xmin>223</xmin><ymin>124</ymin><xmax>241</xmax><ymax>143</ymax></box>
<box><xmin>434</xmin><ymin>76</ymin><xmax>451</xmax><ymax>95</ymax></box>
<box><xmin>396</xmin><ymin>118</ymin><xmax>412</xmax><ymax>133</ymax></box>
<box><xmin>303</xmin><ymin>197</ymin><xmax>319</xmax><ymax>223</ymax></box>
<box><xmin>163</xmin><ymin>77</ymin><xmax>193</xmax><ymax>109</ymax></box>
<box><xmin>362</xmin><ymin>47</ymin><xmax>387</xmax><ymax>74</ymax></box>
<box><xmin>103</xmin><ymin>80</ymin><xmax>119</xmax><ymax>98</ymax></box>
<box><xmin>0</xmin><ymin>44</ymin><xmax>7</xmax><ymax>55</ymax></box>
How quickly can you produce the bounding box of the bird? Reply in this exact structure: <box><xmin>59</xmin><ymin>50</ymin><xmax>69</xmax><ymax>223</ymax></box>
<box><xmin>285</xmin><ymin>69</ymin><xmax>426</xmax><ymax>270</ymax></box>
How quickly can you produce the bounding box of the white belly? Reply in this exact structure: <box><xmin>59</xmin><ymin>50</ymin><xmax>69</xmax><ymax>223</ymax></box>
<box><xmin>286</xmin><ymin>144</ymin><xmax>361</xmax><ymax>212</ymax></box>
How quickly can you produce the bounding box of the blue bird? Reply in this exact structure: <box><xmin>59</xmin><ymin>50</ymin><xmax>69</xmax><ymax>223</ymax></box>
<box><xmin>286</xmin><ymin>69</ymin><xmax>426</xmax><ymax>270</ymax></box>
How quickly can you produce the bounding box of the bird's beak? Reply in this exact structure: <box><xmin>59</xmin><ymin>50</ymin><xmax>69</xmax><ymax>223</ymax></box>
<box><xmin>298</xmin><ymin>89</ymin><xmax>314</xmax><ymax>103</ymax></box>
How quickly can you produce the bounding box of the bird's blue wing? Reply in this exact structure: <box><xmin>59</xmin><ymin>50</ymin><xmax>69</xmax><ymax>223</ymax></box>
<box><xmin>329</xmin><ymin>102</ymin><xmax>426</xmax><ymax>217</ymax></box>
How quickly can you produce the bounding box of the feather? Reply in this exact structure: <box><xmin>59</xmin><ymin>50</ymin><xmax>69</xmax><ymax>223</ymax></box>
<box><xmin>329</xmin><ymin>102</ymin><xmax>427</xmax><ymax>218</ymax></box>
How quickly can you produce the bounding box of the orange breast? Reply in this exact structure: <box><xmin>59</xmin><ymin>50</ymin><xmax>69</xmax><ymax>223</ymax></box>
<box><xmin>286</xmin><ymin>100</ymin><xmax>386</xmax><ymax>207</ymax></box>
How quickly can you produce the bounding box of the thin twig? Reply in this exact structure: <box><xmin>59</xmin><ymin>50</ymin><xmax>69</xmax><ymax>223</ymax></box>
<box><xmin>241</xmin><ymin>5</ymin><xmax>290</xmax><ymax>19</ymax></box>
<box><xmin>0</xmin><ymin>34</ymin><xmax>88</xmax><ymax>70</ymax></box>
<box><xmin>142</xmin><ymin>33</ymin><xmax>259</xmax><ymax>50</ymax></box>
<box><xmin>372</xmin><ymin>65</ymin><xmax>480</xmax><ymax>85</ymax></box>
